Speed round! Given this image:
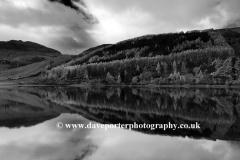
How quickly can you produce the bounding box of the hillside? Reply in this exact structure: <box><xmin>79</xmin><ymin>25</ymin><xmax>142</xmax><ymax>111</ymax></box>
<box><xmin>0</xmin><ymin>40</ymin><xmax>74</xmax><ymax>83</ymax></box>
<box><xmin>68</xmin><ymin>30</ymin><xmax>213</xmax><ymax>66</ymax></box>
<box><xmin>40</xmin><ymin>27</ymin><xmax>240</xmax><ymax>85</ymax></box>
<box><xmin>0</xmin><ymin>61</ymin><xmax>48</xmax><ymax>81</ymax></box>
<box><xmin>0</xmin><ymin>40</ymin><xmax>61</xmax><ymax>67</ymax></box>
<box><xmin>78</xmin><ymin>44</ymin><xmax>112</xmax><ymax>58</ymax></box>
<box><xmin>0</xmin><ymin>55</ymin><xmax>73</xmax><ymax>82</ymax></box>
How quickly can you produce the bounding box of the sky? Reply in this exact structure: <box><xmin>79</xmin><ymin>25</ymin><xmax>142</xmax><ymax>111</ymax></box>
<box><xmin>0</xmin><ymin>0</ymin><xmax>240</xmax><ymax>55</ymax></box>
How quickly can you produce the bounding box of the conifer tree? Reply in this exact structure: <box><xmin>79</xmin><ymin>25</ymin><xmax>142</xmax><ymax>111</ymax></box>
<box><xmin>117</xmin><ymin>74</ymin><xmax>121</xmax><ymax>83</ymax></box>
<box><xmin>198</xmin><ymin>70</ymin><xmax>203</xmax><ymax>79</ymax></box>
<box><xmin>173</xmin><ymin>60</ymin><xmax>177</xmax><ymax>73</ymax></box>
<box><xmin>195</xmin><ymin>70</ymin><xmax>204</xmax><ymax>84</ymax></box>
<box><xmin>156</xmin><ymin>62</ymin><xmax>161</xmax><ymax>75</ymax></box>
<box><xmin>106</xmin><ymin>72</ymin><xmax>114</xmax><ymax>82</ymax></box>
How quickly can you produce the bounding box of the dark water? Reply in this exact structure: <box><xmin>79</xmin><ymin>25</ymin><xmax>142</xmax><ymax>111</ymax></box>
<box><xmin>1</xmin><ymin>86</ymin><xmax>240</xmax><ymax>160</ymax></box>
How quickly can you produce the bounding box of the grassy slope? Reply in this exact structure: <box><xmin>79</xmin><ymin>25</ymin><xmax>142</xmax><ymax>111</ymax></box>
<box><xmin>0</xmin><ymin>55</ymin><xmax>72</xmax><ymax>82</ymax></box>
<box><xmin>0</xmin><ymin>61</ymin><xmax>48</xmax><ymax>80</ymax></box>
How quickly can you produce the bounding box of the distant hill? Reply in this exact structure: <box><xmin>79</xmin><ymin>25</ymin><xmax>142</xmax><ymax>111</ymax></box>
<box><xmin>0</xmin><ymin>40</ymin><xmax>62</xmax><ymax>67</ymax></box>
<box><xmin>0</xmin><ymin>40</ymin><xmax>61</xmax><ymax>58</ymax></box>
<box><xmin>0</xmin><ymin>40</ymin><xmax>73</xmax><ymax>82</ymax></box>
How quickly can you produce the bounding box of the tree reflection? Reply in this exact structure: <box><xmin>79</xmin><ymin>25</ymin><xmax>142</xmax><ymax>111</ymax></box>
<box><xmin>33</xmin><ymin>86</ymin><xmax>240</xmax><ymax>141</ymax></box>
<box><xmin>1</xmin><ymin>86</ymin><xmax>240</xmax><ymax>141</ymax></box>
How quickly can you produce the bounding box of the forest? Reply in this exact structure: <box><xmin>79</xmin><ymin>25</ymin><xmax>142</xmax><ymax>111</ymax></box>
<box><xmin>39</xmin><ymin>29</ymin><xmax>240</xmax><ymax>85</ymax></box>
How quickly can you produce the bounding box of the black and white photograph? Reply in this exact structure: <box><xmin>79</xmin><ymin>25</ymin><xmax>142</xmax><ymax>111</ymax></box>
<box><xmin>1</xmin><ymin>0</ymin><xmax>240</xmax><ymax>160</ymax></box>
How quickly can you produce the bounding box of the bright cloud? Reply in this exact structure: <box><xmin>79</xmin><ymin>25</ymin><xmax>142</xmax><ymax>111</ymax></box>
<box><xmin>85</xmin><ymin>0</ymin><xmax>240</xmax><ymax>44</ymax></box>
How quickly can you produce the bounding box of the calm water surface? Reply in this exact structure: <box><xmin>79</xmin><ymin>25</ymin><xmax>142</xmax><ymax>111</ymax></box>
<box><xmin>0</xmin><ymin>86</ymin><xmax>240</xmax><ymax>160</ymax></box>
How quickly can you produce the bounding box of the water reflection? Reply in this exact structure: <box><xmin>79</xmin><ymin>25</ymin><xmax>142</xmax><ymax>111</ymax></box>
<box><xmin>0</xmin><ymin>87</ymin><xmax>71</xmax><ymax>128</ymax></box>
<box><xmin>1</xmin><ymin>113</ymin><xmax>240</xmax><ymax>160</ymax></box>
<box><xmin>1</xmin><ymin>86</ymin><xmax>240</xmax><ymax>159</ymax></box>
<box><xmin>1</xmin><ymin>86</ymin><xmax>240</xmax><ymax>140</ymax></box>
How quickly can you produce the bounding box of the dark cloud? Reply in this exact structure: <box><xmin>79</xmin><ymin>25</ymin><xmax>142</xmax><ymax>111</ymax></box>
<box><xmin>48</xmin><ymin>0</ymin><xmax>98</xmax><ymax>24</ymax></box>
<box><xmin>49</xmin><ymin>0</ymin><xmax>81</xmax><ymax>11</ymax></box>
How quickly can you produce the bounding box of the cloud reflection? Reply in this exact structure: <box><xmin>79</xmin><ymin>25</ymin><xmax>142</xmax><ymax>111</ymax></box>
<box><xmin>0</xmin><ymin>113</ymin><xmax>240</xmax><ymax>160</ymax></box>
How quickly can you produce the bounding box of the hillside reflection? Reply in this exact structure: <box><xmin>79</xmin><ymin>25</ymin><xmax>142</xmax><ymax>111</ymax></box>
<box><xmin>1</xmin><ymin>86</ymin><xmax>240</xmax><ymax>141</ymax></box>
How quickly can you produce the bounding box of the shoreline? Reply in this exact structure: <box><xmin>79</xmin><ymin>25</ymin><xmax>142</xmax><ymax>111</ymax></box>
<box><xmin>1</xmin><ymin>80</ymin><xmax>240</xmax><ymax>89</ymax></box>
<box><xmin>70</xmin><ymin>83</ymin><xmax>240</xmax><ymax>89</ymax></box>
